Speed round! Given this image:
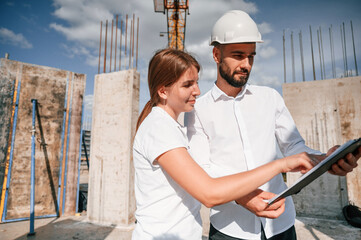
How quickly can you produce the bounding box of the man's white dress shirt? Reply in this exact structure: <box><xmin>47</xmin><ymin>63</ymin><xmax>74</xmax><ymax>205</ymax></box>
<box><xmin>186</xmin><ymin>83</ymin><xmax>319</xmax><ymax>239</ymax></box>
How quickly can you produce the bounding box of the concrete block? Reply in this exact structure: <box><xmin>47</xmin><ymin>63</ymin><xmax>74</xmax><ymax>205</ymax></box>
<box><xmin>87</xmin><ymin>69</ymin><xmax>139</xmax><ymax>228</ymax></box>
<box><xmin>283</xmin><ymin>76</ymin><xmax>361</xmax><ymax>218</ymax></box>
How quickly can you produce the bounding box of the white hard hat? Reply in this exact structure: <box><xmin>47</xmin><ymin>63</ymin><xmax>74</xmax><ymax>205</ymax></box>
<box><xmin>210</xmin><ymin>10</ymin><xmax>263</xmax><ymax>45</ymax></box>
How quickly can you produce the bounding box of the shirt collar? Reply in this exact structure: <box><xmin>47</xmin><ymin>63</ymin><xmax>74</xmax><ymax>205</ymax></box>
<box><xmin>211</xmin><ymin>82</ymin><xmax>253</xmax><ymax>101</ymax></box>
<box><xmin>153</xmin><ymin>106</ymin><xmax>187</xmax><ymax>133</ymax></box>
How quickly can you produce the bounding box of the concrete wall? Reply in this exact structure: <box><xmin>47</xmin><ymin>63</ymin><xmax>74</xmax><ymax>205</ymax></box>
<box><xmin>87</xmin><ymin>69</ymin><xmax>139</xmax><ymax>228</ymax></box>
<box><xmin>0</xmin><ymin>59</ymin><xmax>85</xmax><ymax>221</ymax></box>
<box><xmin>283</xmin><ymin>76</ymin><xmax>361</xmax><ymax>219</ymax></box>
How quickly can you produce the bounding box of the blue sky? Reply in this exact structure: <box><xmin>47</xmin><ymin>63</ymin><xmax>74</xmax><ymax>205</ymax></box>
<box><xmin>1</xmin><ymin>0</ymin><xmax>360</xmax><ymax>123</ymax></box>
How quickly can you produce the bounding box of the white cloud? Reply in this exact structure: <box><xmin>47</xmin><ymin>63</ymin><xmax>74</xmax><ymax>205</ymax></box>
<box><xmin>258</xmin><ymin>22</ymin><xmax>273</xmax><ymax>35</ymax></box>
<box><xmin>259</xmin><ymin>46</ymin><xmax>277</xmax><ymax>59</ymax></box>
<box><xmin>0</xmin><ymin>27</ymin><xmax>33</xmax><ymax>49</ymax></box>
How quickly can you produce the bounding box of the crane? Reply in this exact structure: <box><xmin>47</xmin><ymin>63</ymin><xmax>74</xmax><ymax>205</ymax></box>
<box><xmin>154</xmin><ymin>0</ymin><xmax>189</xmax><ymax>51</ymax></box>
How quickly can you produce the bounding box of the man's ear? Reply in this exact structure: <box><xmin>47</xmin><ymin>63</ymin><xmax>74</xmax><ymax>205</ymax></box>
<box><xmin>157</xmin><ymin>86</ymin><xmax>168</xmax><ymax>100</ymax></box>
<box><xmin>213</xmin><ymin>46</ymin><xmax>221</xmax><ymax>64</ymax></box>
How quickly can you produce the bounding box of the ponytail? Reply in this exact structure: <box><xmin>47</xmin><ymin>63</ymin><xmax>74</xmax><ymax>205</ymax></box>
<box><xmin>136</xmin><ymin>100</ymin><xmax>153</xmax><ymax>132</ymax></box>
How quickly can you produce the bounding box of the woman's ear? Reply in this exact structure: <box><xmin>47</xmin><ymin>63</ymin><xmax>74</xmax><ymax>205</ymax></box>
<box><xmin>157</xmin><ymin>86</ymin><xmax>168</xmax><ymax>100</ymax></box>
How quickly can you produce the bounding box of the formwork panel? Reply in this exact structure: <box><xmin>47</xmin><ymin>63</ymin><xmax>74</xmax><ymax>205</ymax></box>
<box><xmin>0</xmin><ymin>59</ymin><xmax>85</xmax><ymax>221</ymax></box>
<box><xmin>283</xmin><ymin>76</ymin><xmax>361</xmax><ymax>218</ymax></box>
<box><xmin>0</xmin><ymin>60</ymin><xmax>16</xmax><ymax>204</ymax></box>
<box><xmin>64</xmin><ymin>73</ymin><xmax>86</xmax><ymax>216</ymax></box>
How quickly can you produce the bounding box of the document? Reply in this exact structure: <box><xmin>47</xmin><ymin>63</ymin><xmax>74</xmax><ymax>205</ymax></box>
<box><xmin>268</xmin><ymin>138</ymin><xmax>361</xmax><ymax>205</ymax></box>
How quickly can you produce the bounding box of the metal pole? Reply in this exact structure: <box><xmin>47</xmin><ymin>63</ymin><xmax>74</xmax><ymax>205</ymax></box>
<box><xmin>283</xmin><ymin>30</ymin><xmax>286</xmax><ymax>83</ymax></box>
<box><xmin>114</xmin><ymin>15</ymin><xmax>118</xmax><ymax>71</ymax></box>
<box><xmin>103</xmin><ymin>20</ymin><xmax>108</xmax><ymax>73</ymax></box>
<box><xmin>343</xmin><ymin>22</ymin><xmax>348</xmax><ymax>76</ymax></box>
<box><xmin>317</xmin><ymin>29</ymin><xmax>323</xmax><ymax>80</ymax></box>
<box><xmin>28</xmin><ymin>99</ymin><xmax>37</xmax><ymax>236</ymax></box>
<box><xmin>309</xmin><ymin>26</ymin><xmax>316</xmax><ymax>80</ymax></box>
<box><xmin>110</xmin><ymin>19</ymin><xmax>114</xmax><ymax>72</ymax></box>
<box><xmin>351</xmin><ymin>21</ymin><xmax>358</xmax><ymax>76</ymax></box>
<box><xmin>98</xmin><ymin>21</ymin><xmax>102</xmax><ymax>74</ymax></box>
<box><xmin>329</xmin><ymin>25</ymin><xmax>336</xmax><ymax>78</ymax></box>
<box><xmin>299</xmin><ymin>30</ymin><xmax>305</xmax><ymax>82</ymax></box>
<box><xmin>291</xmin><ymin>31</ymin><xmax>295</xmax><ymax>82</ymax></box>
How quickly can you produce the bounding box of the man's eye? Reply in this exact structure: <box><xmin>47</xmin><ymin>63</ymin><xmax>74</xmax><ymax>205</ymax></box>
<box><xmin>234</xmin><ymin>55</ymin><xmax>244</xmax><ymax>59</ymax></box>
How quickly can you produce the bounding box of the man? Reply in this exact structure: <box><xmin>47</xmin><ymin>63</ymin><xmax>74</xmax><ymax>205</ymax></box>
<box><xmin>186</xmin><ymin>10</ymin><xmax>360</xmax><ymax>240</ymax></box>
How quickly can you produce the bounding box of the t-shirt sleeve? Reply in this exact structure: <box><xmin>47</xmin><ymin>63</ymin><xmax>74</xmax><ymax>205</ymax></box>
<box><xmin>141</xmin><ymin>121</ymin><xmax>188</xmax><ymax>165</ymax></box>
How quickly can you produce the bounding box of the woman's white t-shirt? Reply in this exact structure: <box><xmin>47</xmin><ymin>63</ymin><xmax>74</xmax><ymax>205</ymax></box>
<box><xmin>132</xmin><ymin>107</ymin><xmax>202</xmax><ymax>240</ymax></box>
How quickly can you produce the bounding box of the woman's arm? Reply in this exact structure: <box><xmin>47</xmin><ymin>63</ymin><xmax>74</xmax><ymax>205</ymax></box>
<box><xmin>157</xmin><ymin>147</ymin><xmax>313</xmax><ymax>208</ymax></box>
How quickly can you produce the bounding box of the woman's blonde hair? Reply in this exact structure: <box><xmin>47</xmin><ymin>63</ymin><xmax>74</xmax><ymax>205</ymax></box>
<box><xmin>136</xmin><ymin>48</ymin><xmax>200</xmax><ymax>131</ymax></box>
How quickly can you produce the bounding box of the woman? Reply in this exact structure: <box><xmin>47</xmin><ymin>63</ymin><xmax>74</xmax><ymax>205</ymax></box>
<box><xmin>132</xmin><ymin>48</ymin><xmax>314</xmax><ymax>240</ymax></box>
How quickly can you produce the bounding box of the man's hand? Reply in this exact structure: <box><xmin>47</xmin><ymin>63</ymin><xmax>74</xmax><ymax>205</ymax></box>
<box><xmin>328</xmin><ymin>145</ymin><xmax>361</xmax><ymax>176</ymax></box>
<box><xmin>235</xmin><ymin>189</ymin><xmax>285</xmax><ymax>219</ymax></box>
<box><xmin>311</xmin><ymin>145</ymin><xmax>361</xmax><ymax>176</ymax></box>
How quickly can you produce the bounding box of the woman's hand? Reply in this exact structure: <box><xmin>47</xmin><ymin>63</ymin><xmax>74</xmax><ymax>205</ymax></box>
<box><xmin>278</xmin><ymin>152</ymin><xmax>314</xmax><ymax>174</ymax></box>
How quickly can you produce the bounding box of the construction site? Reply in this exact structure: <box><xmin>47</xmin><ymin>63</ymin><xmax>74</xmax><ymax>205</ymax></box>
<box><xmin>0</xmin><ymin>1</ymin><xmax>361</xmax><ymax>239</ymax></box>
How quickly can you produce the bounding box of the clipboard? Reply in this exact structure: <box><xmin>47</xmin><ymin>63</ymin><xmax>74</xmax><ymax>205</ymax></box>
<box><xmin>268</xmin><ymin>138</ymin><xmax>361</xmax><ymax>205</ymax></box>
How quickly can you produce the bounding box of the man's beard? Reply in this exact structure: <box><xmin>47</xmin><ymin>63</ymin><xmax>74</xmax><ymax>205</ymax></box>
<box><xmin>219</xmin><ymin>62</ymin><xmax>250</xmax><ymax>88</ymax></box>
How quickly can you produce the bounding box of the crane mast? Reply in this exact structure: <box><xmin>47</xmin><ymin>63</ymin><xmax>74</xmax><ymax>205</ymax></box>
<box><xmin>154</xmin><ymin>0</ymin><xmax>189</xmax><ymax>50</ymax></box>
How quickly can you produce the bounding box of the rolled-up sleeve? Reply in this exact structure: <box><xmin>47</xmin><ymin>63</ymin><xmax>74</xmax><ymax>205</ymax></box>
<box><xmin>274</xmin><ymin>90</ymin><xmax>321</xmax><ymax>156</ymax></box>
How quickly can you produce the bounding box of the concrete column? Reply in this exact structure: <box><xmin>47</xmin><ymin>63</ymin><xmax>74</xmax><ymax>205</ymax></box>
<box><xmin>283</xmin><ymin>76</ymin><xmax>361</xmax><ymax>219</ymax></box>
<box><xmin>87</xmin><ymin>69</ymin><xmax>139</xmax><ymax>228</ymax></box>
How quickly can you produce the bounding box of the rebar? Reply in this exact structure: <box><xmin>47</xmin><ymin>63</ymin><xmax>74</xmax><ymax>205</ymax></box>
<box><xmin>283</xmin><ymin>30</ymin><xmax>286</xmax><ymax>83</ymax></box>
<box><xmin>291</xmin><ymin>31</ymin><xmax>295</xmax><ymax>82</ymax></box>
<box><xmin>132</xmin><ymin>14</ymin><xmax>135</xmax><ymax>69</ymax></box>
<box><xmin>129</xmin><ymin>19</ymin><xmax>132</xmax><ymax>69</ymax></box>
<box><xmin>299</xmin><ymin>31</ymin><xmax>305</xmax><ymax>82</ymax></box>
<box><xmin>319</xmin><ymin>27</ymin><xmax>326</xmax><ymax>79</ymax></box>
<box><xmin>341</xmin><ymin>25</ymin><xmax>346</xmax><ymax>77</ymax></box>
<box><xmin>351</xmin><ymin>21</ymin><xmax>358</xmax><ymax>76</ymax></box>
<box><xmin>110</xmin><ymin>19</ymin><xmax>114</xmax><ymax>72</ymax></box>
<box><xmin>329</xmin><ymin>25</ymin><xmax>336</xmax><ymax>78</ymax></box>
<box><xmin>125</xmin><ymin>14</ymin><xmax>128</xmax><ymax>70</ymax></box>
<box><xmin>103</xmin><ymin>20</ymin><xmax>108</xmax><ymax>73</ymax></box>
<box><xmin>136</xmin><ymin>17</ymin><xmax>139</xmax><ymax>70</ymax></box>
<box><xmin>119</xmin><ymin>20</ymin><xmax>123</xmax><ymax>71</ymax></box>
<box><xmin>343</xmin><ymin>22</ymin><xmax>348</xmax><ymax>76</ymax></box>
<box><xmin>309</xmin><ymin>26</ymin><xmax>316</xmax><ymax>80</ymax></box>
<box><xmin>98</xmin><ymin>21</ymin><xmax>102</xmax><ymax>74</ymax></box>
<box><xmin>114</xmin><ymin>15</ymin><xmax>118</xmax><ymax>71</ymax></box>
<box><xmin>317</xmin><ymin>29</ymin><xmax>323</xmax><ymax>80</ymax></box>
